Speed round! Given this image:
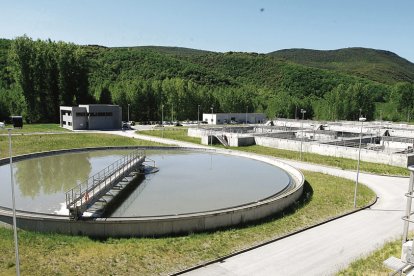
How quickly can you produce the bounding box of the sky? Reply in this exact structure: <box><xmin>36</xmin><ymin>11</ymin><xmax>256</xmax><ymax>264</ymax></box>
<box><xmin>1</xmin><ymin>0</ymin><xmax>413</xmax><ymax>62</ymax></box>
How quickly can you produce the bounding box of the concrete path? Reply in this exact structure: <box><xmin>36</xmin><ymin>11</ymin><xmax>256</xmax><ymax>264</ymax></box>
<box><xmin>107</xmin><ymin>130</ymin><xmax>409</xmax><ymax>275</ymax></box>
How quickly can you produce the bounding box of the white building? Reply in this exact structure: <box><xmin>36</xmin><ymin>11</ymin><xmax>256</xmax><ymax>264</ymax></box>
<box><xmin>60</xmin><ymin>104</ymin><xmax>122</xmax><ymax>130</ymax></box>
<box><xmin>202</xmin><ymin>113</ymin><xmax>266</xmax><ymax>125</ymax></box>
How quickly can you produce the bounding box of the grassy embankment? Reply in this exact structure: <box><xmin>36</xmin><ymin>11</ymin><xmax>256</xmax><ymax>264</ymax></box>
<box><xmin>139</xmin><ymin>127</ymin><xmax>409</xmax><ymax>176</ymax></box>
<box><xmin>0</xmin><ymin>125</ymin><xmax>375</xmax><ymax>275</ymax></box>
<box><xmin>0</xmin><ymin>132</ymin><xmax>163</xmax><ymax>159</ymax></box>
<box><xmin>338</xmin><ymin>238</ymin><xmax>402</xmax><ymax>275</ymax></box>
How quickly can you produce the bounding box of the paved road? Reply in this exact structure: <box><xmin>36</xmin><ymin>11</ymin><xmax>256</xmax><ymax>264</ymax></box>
<box><xmin>108</xmin><ymin>130</ymin><xmax>409</xmax><ymax>275</ymax></box>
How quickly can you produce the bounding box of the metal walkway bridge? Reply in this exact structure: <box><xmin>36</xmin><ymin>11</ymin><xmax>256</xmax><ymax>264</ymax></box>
<box><xmin>65</xmin><ymin>150</ymin><xmax>146</xmax><ymax>220</ymax></box>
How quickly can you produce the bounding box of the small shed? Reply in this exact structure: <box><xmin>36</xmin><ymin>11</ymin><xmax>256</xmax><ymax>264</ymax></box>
<box><xmin>10</xmin><ymin>116</ymin><xmax>23</xmax><ymax>128</ymax></box>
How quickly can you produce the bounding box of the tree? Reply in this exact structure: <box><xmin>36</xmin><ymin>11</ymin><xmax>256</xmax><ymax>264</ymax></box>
<box><xmin>98</xmin><ymin>87</ymin><xmax>112</xmax><ymax>104</ymax></box>
<box><xmin>393</xmin><ymin>82</ymin><xmax>414</xmax><ymax>121</ymax></box>
<box><xmin>8</xmin><ymin>37</ymin><xmax>89</xmax><ymax>122</ymax></box>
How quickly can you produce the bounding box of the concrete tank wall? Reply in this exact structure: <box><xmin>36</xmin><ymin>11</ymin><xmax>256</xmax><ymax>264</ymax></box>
<box><xmin>228</xmin><ymin>136</ymin><xmax>256</xmax><ymax>147</ymax></box>
<box><xmin>254</xmin><ymin>136</ymin><xmax>412</xmax><ymax>167</ymax></box>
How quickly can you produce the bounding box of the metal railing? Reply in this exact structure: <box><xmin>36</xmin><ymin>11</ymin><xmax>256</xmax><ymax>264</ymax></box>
<box><xmin>65</xmin><ymin>150</ymin><xmax>145</xmax><ymax>217</ymax></box>
<box><xmin>382</xmin><ymin>136</ymin><xmax>414</xmax><ymax>144</ymax></box>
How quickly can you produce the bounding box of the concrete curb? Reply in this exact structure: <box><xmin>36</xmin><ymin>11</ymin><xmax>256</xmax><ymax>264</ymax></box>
<box><xmin>171</xmin><ymin>196</ymin><xmax>379</xmax><ymax>276</ymax></box>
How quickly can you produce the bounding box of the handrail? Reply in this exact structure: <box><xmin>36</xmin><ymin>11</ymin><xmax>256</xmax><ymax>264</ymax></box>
<box><xmin>65</xmin><ymin>150</ymin><xmax>144</xmax><ymax>212</ymax></box>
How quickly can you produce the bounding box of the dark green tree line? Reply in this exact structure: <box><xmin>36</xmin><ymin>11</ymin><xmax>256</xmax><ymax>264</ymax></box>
<box><xmin>5</xmin><ymin>36</ymin><xmax>89</xmax><ymax>122</ymax></box>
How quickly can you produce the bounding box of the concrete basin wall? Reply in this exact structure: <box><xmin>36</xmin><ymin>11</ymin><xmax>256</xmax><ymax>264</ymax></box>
<box><xmin>254</xmin><ymin>136</ymin><xmax>412</xmax><ymax>167</ymax></box>
<box><xmin>0</xmin><ymin>146</ymin><xmax>304</xmax><ymax>238</ymax></box>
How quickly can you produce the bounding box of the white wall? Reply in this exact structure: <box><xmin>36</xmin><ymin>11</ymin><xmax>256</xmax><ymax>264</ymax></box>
<box><xmin>202</xmin><ymin>114</ymin><xmax>216</xmax><ymax>124</ymax></box>
<box><xmin>202</xmin><ymin>113</ymin><xmax>266</xmax><ymax>125</ymax></box>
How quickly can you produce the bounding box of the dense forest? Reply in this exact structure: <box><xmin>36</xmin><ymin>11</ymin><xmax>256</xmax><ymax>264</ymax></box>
<box><xmin>0</xmin><ymin>36</ymin><xmax>413</xmax><ymax>123</ymax></box>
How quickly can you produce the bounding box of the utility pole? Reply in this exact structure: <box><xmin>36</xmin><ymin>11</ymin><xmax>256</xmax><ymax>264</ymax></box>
<box><xmin>300</xmin><ymin>109</ymin><xmax>306</xmax><ymax>160</ymax></box>
<box><xmin>210</xmin><ymin>106</ymin><xmax>213</xmax><ymax>146</ymax></box>
<box><xmin>7</xmin><ymin>128</ymin><xmax>20</xmax><ymax>276</ymax></box>
<box><xmin>161</xmin><ymin>104</ymin><xmax>164</xmax><ymax>138</ymax></box>
<box><xmin>198</xmin><ymin>104</ymin><xmax>200</xmax><ymax>128</ymax></box>
<box><xmin>354</xmin><ymin>116</ymin><xmax>366</xmax><ymax>208</ymax></box>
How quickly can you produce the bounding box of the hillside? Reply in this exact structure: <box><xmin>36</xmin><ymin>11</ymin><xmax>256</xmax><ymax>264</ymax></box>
<box><xmin>1</xmin><ymin>37</ymin><xmax>413</xmax><ymax>123</ymax></box>
<box><xmin>86</xmin><ymin>46</ymin><xmax>233</xmax><ymax>88</ymax></box>
<box><xmin>268</xmin><ymin>47</ymin><xmax>414</xmax><ymax>84</ymax></box>
<box><xmin>86</xmin><ymin>46</ymin><xmax>383</xmax><ymax>99</ymax></box>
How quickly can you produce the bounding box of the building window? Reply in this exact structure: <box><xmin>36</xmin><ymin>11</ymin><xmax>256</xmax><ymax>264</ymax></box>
<box><xmin>68</xmin><ymin>122</ymin><xmax>72</xmax><ymax>126</ymax></box>
<box><xmin>87</xmin><ymin>112</ymin><xmax>113</xmax><ymax>117</ymax></box>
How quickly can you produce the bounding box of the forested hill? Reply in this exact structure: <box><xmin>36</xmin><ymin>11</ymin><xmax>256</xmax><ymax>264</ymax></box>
<box><xmin>114</xmin><ymin>45</ymin><xmax>414</xmax><ymax>86</ymax></box>
<box><xmin>268</xmin><ymin>48</ymin><xmax>414</xmax><ymax>84</ymax></box>
<box><xmin>0</xmin><ymin>36</ymin><xmax>413</xmax><ymax>123</ymax></box>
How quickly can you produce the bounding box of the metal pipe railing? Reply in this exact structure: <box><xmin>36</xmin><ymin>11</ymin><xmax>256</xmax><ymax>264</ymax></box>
<box><xmin>65</xmin><ymin>150</ymin><xmax>143</xmax><ymax>209</ymax></box>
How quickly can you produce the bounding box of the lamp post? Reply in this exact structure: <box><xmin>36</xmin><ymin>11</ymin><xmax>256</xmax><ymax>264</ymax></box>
<box><xmin>300</xmin><ymin>109</ymin><xmax>306</xmax><ymax>160</ymax></box>
<box><xmin>6</xmin><ymin>128</ymin><xmax>20</xmax><ymax>276</ymax></box>
<box><xmin>127</xmin><ymin>104</ymin><xmax>130</xmax><ymax>123</ymax></box>
<box><xmin>210</xmin><ymin>107</ymin><xmax>213</xmax><ymax>146</ymax></box>
<box><xmin>354</xmin><ymin>116</ymin><xmax>366</xmax><ymax>208</ymax></box>
<box><xmin>161</xmin><ymin>104</ymin><xmax>164</xmax><ymax>138</ymax></box>
<box><xmin>198</xmin><ymin>105</ymin><xmax>200</xmax><ymax>128</ymax></box>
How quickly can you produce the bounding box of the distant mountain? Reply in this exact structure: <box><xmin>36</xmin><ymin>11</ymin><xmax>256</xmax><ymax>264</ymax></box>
<box><xmin>268</xmin><ymin>47</ymin><xmax>414</xmax><ymax>84</ymax></box>
<box><xmin>115</xmin><ymin>46</ymin><xmax>213</xmax><ymax>56</ymax></box>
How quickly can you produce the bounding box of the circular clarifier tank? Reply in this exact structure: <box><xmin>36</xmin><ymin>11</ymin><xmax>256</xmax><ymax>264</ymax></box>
<box><xmin>0</xmin><ymin>147</ymin><xmax>304</xmax><ymax>237</ymax></box>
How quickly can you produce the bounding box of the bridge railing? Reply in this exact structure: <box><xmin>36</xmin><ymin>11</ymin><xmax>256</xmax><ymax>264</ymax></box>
<box><xmin>65</xmin><ymin>150</ymin><xmax>144</xmax><ymax>212</ymax></box>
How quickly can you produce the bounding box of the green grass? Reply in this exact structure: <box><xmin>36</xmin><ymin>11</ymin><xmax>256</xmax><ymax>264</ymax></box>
<box><xmin>0</xmin><ymin>133</ymin><xmax>162</xmax><ymax>159</ymax></box>
<box><xmin>140</xmin><ymin>127</ymin><xmax>201</xmax><ymax>144</ymax></box>
<box><xmin>0</xmin><ymin>124</ymin><xmax>69</xmax><ymax>133</ymax></box>
<box><xmin>337</xmin><ymin>238</ymin><xmax>402</xmax><ymax>275</ymax></box>
<box><xmin>238</xmin><ymin>145</ymin><xmax>408</xmax><ymax>176</ymax></box>
<box><xmin>137</xmin><ymin>128</ymin><xmax>409</xmax><ymax>176</ymax></box>
<box><xmin>0</xmin><ymin>171</ymin><xmax>375</xmax><ymax>275</ymax></box>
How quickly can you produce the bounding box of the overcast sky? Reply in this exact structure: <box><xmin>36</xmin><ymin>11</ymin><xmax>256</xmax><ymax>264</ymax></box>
<box><xmin>1</xmin><ymin>0</ymin><xmax>413</xmax><ymax>61</ymax></box>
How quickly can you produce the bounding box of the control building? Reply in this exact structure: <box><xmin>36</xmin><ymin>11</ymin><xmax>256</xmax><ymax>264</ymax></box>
<box><xmin>60</xmin><ymin>104</ymin><xmax>122</xmax><ymax>130</ymax></box>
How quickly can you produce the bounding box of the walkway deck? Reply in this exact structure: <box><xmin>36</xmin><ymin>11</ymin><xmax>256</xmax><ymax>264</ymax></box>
<box><xmin>65</xmin><ymin>150</ymin><xmax>146</xmax><ymax>219</ymax></box>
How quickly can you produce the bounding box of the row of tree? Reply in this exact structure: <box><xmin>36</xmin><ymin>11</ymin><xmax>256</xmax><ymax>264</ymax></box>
<box><xmin>0</xmin><ymin>36</ymin><xmax>90</xmax><ymax>122</ymax></box>
<box><xmin>99</xmin><ymin>78</ymin><xmax>387</xmax><ymax>122</ymax></box>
